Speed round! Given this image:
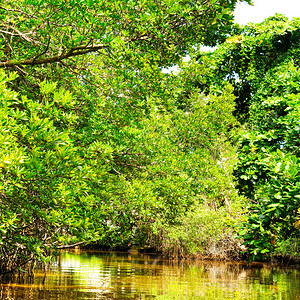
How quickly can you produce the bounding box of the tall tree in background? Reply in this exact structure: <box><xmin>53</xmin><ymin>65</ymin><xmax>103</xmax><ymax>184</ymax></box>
<box><xmin>183</xmin><ymin>15</ymin><xmax>300</xmax><ymax>260</ymax></box>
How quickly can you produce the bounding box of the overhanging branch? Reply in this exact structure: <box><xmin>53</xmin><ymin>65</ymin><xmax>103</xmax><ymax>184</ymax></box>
<box><xmin>0</xmin><ymin>44</ymin><xmax>108</xmax><ymax>67</ymax></box>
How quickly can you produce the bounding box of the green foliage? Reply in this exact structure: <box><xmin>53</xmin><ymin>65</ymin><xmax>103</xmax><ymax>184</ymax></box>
<box><xmin>131</xmin><ymin>84</ymin><xmax>245</xmax><ymax>258</ymax></box>
<box><xmin>0</xmin><ymin>0</ymin><xmax>254</xmax><ymax>274</ymax></box>
<box><xmin>89</xmin><ymin>83</ymin><xmax>241</xmax><ymax>251</ymax></box>
<box><xmin>0</xmin><ymin>0</ymin><xmax>251</xmax><ymax>68</ymax></box>
<box><xmin>0</xmin><ymin>71</ymin><xmax>96</xmax><ymax>273</ymax></box>
<box><xmin>238</xmin><ymin>151</ymin><xmax>300</xmax><ymax>260</ymax></box>
<box><xmin>189</xmin><ymin>15</ymin><xmax>300</xmax><ymax>260</ymax></box>
<box><xmin>274</xmin><ymin>237</ymin><xmax>300</xmax><ymax>257</ymax></box>
<box><xmin>150</xmin><ymin>201</ymin><xmax>246</xmax><ymax>259</ymax></box>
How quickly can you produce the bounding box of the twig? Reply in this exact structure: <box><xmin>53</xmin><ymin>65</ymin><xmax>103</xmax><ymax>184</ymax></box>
<box><xmin>32</xmin><ymin>35</ymin><xmax>51</xmax><ymax>63</ymax></box>
<box><xmin>57</xmin><ymin>241</ymin><xmax>85</xmax><ymax>249</ymax></box>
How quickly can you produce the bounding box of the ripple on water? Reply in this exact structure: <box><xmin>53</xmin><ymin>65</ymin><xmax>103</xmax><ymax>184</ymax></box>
<box><xmin>0</xmin><ymin>251</ymin><xmax>299</xmax><ymax>299</ymax></box>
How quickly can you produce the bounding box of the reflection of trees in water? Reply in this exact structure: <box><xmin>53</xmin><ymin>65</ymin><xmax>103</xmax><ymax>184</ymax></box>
<box><xmin>0</xmin><ymin>252</ymin><xmax>299</xmax><ymax>299</ymax></box>
<box><xmin>0</xmin><ymin>285</ymin><xmax>116</xmax><ymax>300</ymax></box>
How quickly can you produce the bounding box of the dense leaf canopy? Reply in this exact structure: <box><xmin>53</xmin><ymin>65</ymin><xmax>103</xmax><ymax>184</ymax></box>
<box><xmin>0</xmin><ymin>0</ymin><xmax>252</xmax><ymax>275</ymax></box>
<box><xmin>1</xmin><ymin>0</ymin><xmax>298</xmax><ymax>274</ymax></box>
<box><xmin>186</xmin><ymin>15</ymin><xmax>300</xmax><ymax>260</ymax></box>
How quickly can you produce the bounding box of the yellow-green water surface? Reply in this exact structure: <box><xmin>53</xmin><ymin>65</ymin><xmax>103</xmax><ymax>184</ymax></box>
<box><xmin>0</xmin><ymin>251</ymin><xmax>299</xmax><ymax>299</ymax></box>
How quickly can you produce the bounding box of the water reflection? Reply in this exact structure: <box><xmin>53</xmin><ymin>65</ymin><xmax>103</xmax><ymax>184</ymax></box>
<box><xmin>0</xmin><ymin>251</ymin><xmax>299</xmax><ymax>299</ymax></box>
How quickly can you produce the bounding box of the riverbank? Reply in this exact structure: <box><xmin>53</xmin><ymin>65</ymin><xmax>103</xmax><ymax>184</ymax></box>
<box><xmin>81</xmin><ymin>244</ymin><xmax>300</xmax><ymax>267</ymax></box>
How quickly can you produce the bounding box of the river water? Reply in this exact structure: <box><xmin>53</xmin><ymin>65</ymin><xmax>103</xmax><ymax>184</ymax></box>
<box><xmin>0</xmin><ymin>251</ymin><xmax>299</xmax><ymax>299</ymax></box>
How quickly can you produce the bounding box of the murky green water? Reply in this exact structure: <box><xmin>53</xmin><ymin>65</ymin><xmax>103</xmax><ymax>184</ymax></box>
<box><xmin>0</xmin><ymin>251</ymin><xmax>299</xmax><ymax>299</ymax></box>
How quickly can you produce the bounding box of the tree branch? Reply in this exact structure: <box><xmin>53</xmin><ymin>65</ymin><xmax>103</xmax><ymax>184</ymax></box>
<box><xmin>32</xmin><ymin>35</ymin><xmax>51</xmax><ymax>63</ymax></box>
<box><xmin>0</xmin><ymin>44</ymin><xmax>108</xmax><ymax>67</ymax></box>
<box><xmin>57</xmin><ymin>241</ymin><xmax>85</xmax><ymax>249</ymax></box>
